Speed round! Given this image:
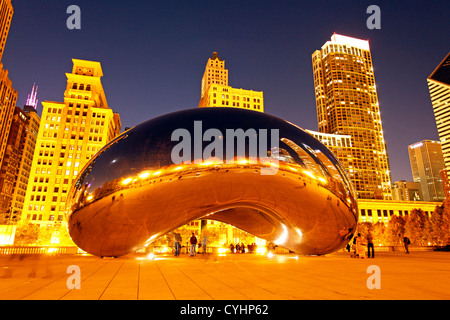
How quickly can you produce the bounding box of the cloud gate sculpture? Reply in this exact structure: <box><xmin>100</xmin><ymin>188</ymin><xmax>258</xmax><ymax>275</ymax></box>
<box><xmin>66</xmin><ymin>108</ymin><xmax>358</xmax><ymax>257</ymax></box>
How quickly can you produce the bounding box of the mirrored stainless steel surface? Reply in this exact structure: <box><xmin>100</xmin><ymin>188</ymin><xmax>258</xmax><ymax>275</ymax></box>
<box><xmin>66</xmin><ymin>108</ymin><xmax>358</xmax><ymax>257</ymax></box>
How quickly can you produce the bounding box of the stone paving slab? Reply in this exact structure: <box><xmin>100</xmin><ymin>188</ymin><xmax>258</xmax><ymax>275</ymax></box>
<box><xmin>0</xmin><ymin>251</ymin><xmax>449</xmax><ymax>300</ymax></box>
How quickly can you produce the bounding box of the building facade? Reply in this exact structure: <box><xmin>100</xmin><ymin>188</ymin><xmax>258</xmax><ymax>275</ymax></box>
<box><xmin>0</xmin><ymin>64</ymin><xmax>17</xmax><ymax>170</ymax></box>
<box><xmin>0</xmin><ymin>0</ymin><xmax>13</xmax><ymax>62</ymax></box>
<box><xmin>0</xmin><ymin>107</ymin><xmax>27</xmax><ymax>219</ymax></box>
<box><xmin>358</xmin><ymin>199</ymin><xmax>439</xmax><ymax>224</ymax></box>
<box><xmin>312</xmin><ymin>33</ymin><xmax>392</xmax><ymax>200</ymax></box>
<box><xmin>391</xmin><ymin>180</ymin><xmax>422</xmax><ymax>202</ymax></box>
<box><xmin>22</xmin><ymin>59</ymin><xmax>121</xmax><ymax>226</ymax></box>
<box><xmin>440</xmin><ymin>169</ymin><xmax>450</xmax><ymax>199</ymax></box>
<box><xmin>428</xmin><ymin>52</ymin><xmax>450</xmax><ymax>179</ymax></box>
<box><xmin>198</xmin><ymin>52</ymin><xmax>264</xmax><ymax>113</ymax></box>
<box><xmin>0</xmin><ymin>0</ymin><xmax>14</xmax><ymax>170</ymax></box>
<box><xmin>200</xmin><ymin>84</ymin><xmax>264</xmax><ymax>112</ymax></box>
<box><xmin>305</xmin><ymin>129</ymin><xmax>353</xmax><ymax>164</ymax></box>
<box><xmin>408</xmin><ymin>140</ymin><xmax>445</xmax><ymax>202</ymax></box>
<box><xmin>8</xmin><ymin>85</ymin><xmax>41</xmax><ymax>219</ymax></box>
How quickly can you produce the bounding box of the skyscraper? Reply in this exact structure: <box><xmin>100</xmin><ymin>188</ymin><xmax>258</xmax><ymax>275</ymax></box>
<box><xmin>408</xmin><ymin>140</ymin><xmax>445</xmax><ymax>202</ymax></box>
<box><xmin>0</xmin><ymin>0</ymin><xmax>15</xmax><ymax>171</ymax></box>
<box><xmin>9</xmin><ymin>85</ymin><xmax>41</xmax><ymax>219</ymax></box>
<box><xmin>312</xmin><ymin>33</ymin><xmax>392</xmax><ymax>200</ymax></box>
<box><xmin>0</xmin><ymin>107</ymin><xmax>27</xmax><ymax>219</ymax></box>
<box><xmin>428</xmin><ymin>52</ymin><xmax>450</xmax><ymax>179</ymax></box>
<box><xmin>0</xmin><ymin>0</ymin><xmax>13</xmax><ymax>62</ymax></box>
<box><xmin>391</xmin><ymin>180</ymin><xmax>423</xmax><ymax>202</ymax></box>
<box><xmin>198</xmin><ymin>52</ymin><xmax>264</xmax><ymax>112</ymax></box>
<box><xmin>22</xmin><ymin>59</ymin><xmax>121</xmax><ymax>226</ymax></box>
<box><xmin>200</xmin><ymin>52</ymin><xmax>228</xmax><ymax>101</ymax></box>
<box><xmin>0</xmin><ymin>64</ymin><xmax>18</xmax><ymax>170</ymax></box>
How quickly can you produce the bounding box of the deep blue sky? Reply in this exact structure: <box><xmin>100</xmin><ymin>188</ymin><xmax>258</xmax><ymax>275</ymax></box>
<box><xmin>3</xmin><ymin>0</ymin><xmax>449</xmax><ymax>182</ymax></box>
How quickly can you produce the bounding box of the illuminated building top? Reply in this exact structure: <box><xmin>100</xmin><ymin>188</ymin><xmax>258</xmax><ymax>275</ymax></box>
<box><xmin>198</xmin><ymin>52</ymin><xmax>264</xmax><ymax>112</ymax></box>
<box><xmin>326</xmin><ymin>33</ymin><xmax>370</xmax><ymax>51</ymax></box>
<box><xmin>428</xmin><ymin>51</ymin><xmax>450</xmax><ymax>85</ymax></box>
<box><xmin>427</xmin><ymin>52</ymin><xmax>450</xmax><ymax>180</ymax></box>
<box><xmin>200</xmin><ymin>52</ymin><xmax>229</xmax><ymax>99</ymax></box>
<box><xmin>25</xmin><ymin>83</ymin><xmax>38</xmax><ymax>110</ymax></box>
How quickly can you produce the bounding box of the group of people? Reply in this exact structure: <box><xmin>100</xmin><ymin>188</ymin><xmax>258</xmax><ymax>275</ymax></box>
<box><xmin>348</xmin><ymin>231</ymin><xmax>375</xmax><ymax>258</ymax></box>
<box><xmin>171</xmin><ymin>231</ymin><xmax>262</xmax><ymax>256</ymax></box>
<box><xmin>347</xmin><ymin>231</ymin><xmax>411</xmax><ymax>258</ymax></box>
<box><xmin>172</xmin><ymin>232</ymin><xmax>207</xmax><ymax>257</ymax></box>
<box><xmin>228</xmin><ymin>242</ymin><xmax>257</xmax><ymax>254</ymax></box>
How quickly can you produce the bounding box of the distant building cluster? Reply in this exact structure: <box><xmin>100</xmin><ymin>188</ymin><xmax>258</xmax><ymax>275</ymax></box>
<box><xmin>0</xmin><ymin>0</ymin><xmax>449</xmax><ymax>243</ymax></box>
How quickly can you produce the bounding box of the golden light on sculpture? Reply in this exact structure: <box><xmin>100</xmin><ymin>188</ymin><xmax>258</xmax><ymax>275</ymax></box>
<box><xmin>122</xmin><ymin>178</ymin><xmax>133</xmax><ymax>185</ymax></box>
<box><xmin>66</xmin><ymin>108</ymin><xmax>358</xmax><ymax>257</ymax></box>
<box><xmin>139</xmin><ymin>172</ymin><xmax>151</xmax><ymax>179</ymax></box>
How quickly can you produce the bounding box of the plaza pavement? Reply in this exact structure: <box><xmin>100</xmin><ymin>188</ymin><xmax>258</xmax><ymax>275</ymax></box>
<box><xmin>0</xmin><ymin>249</ymin><xmax>449</xmax><ymax>300</ymax></box>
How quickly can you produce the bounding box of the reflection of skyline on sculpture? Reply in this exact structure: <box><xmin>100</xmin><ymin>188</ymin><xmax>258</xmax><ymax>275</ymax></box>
<box><xmin>66</xmin><ymin>108</ymin><xmax>358</xmax><ymax>257</ymax></box>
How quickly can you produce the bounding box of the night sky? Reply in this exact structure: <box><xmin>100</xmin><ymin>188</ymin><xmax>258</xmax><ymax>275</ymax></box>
<box><xmin>3</xmin><ymin>0</ymin><xmax>449</xmax><ymax>183</ymax></box>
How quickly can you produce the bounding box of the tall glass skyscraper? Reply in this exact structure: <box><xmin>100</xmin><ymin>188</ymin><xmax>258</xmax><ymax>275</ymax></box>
<box><xmin>428</xmin><ymin>52</ymin><xmax>450</xmax><ymax>179</ymax></box>
<box><xmin>312</xmin><ymin>33</ymin><xmax>392</xmax><ymax>200</ymax></box>
<box><xmin>408</xmin><ymin>140</ymin><xmax>445</xmax><ymax>202</ymax></box>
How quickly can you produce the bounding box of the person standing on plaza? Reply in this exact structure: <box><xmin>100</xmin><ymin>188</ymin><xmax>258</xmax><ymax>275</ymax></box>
<box><xmin>189</xmin><ymin>233</ymin><xmax>198</xmax><ymax>256</ymax></box>
<box><xmin>403</xmin><ymin>236</ymin><xmax>410</xmax><ymax>254</ymax></box>
<box><xmin>355</xmin><ymin>233</ymin><xmax>365</xmax><ymax>258</ymax></box>
<box><xmin>367</xmin><ymin>230</ymin><xmax>374</xmax><ymax>258</ymax></box>
<box><xmin>173</xmin><ymin>232</ymin><xmax>182</xmax><ymax>256</ymax></box>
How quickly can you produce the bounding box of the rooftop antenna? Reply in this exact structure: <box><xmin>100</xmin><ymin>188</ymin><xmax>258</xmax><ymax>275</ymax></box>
<box><xmin>26</xmin><ymin>83</ymin><xmax>38</xmax><ymax>109</ymax></box>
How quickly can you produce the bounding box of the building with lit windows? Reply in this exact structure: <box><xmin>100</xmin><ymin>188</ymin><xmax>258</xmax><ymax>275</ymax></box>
<box><xmin>357</xmin><ymin>199</ymin><xmax>439</xmax><ymax>224</ymax></box>
<box><xmin>408</xmin><ymin>140</ymin><xmax>445</xmax><ymax>202</ymax></box>
<box><xmin>305</xmin><ymin>129</ymin><xmax>353</xmax><ymax>165</ymax></box>
<box><xmin>0</xmin><ymin>64</ymin><xmax>17</xmax><ymax>171</ymax></box>
<box><xmin>440</xmin><ymin>169</ymin><xmax>450</xmax><ymax>199</ymax></box>
<box><xmin>0</xmin><ymin>107</ymin><xmax>27</xmax><ymax>218</ymax></box>
<box><xmin>391</xmin><ymin>180</ymin><xmax>423</xmax><ymax>202</ymax></box>
<box><xmin>198</xmin><ymin>52</ymin><xmax>264</xmax><ymax>112</ymax></box>
<box><xmin>0</xmin><ymin>0</ymin><xmax>13</xmax><ymax>62</ymax></box>
<box><xmin>312</xmin><ymin>33</ymin><xmax>392</xmax><ymax>200</ymax></box>
<box><xmin>22</xmin><ymin>59</ymin><xmax>121</xmax><ymax>226</ymax></box>
<box><xmin>0</xmin><ymin>0</ymin><xmax>15</xmax><ymax>171</ymax></box>
<box><xmin>9</xmin><ymin>85</ymin><xmax>41</xmax><ymax>219</ymax></box>
<box><xmin>428</xmin><ymin>52</ymin><xmax>450</xmax><ymax>179</ymax></box>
